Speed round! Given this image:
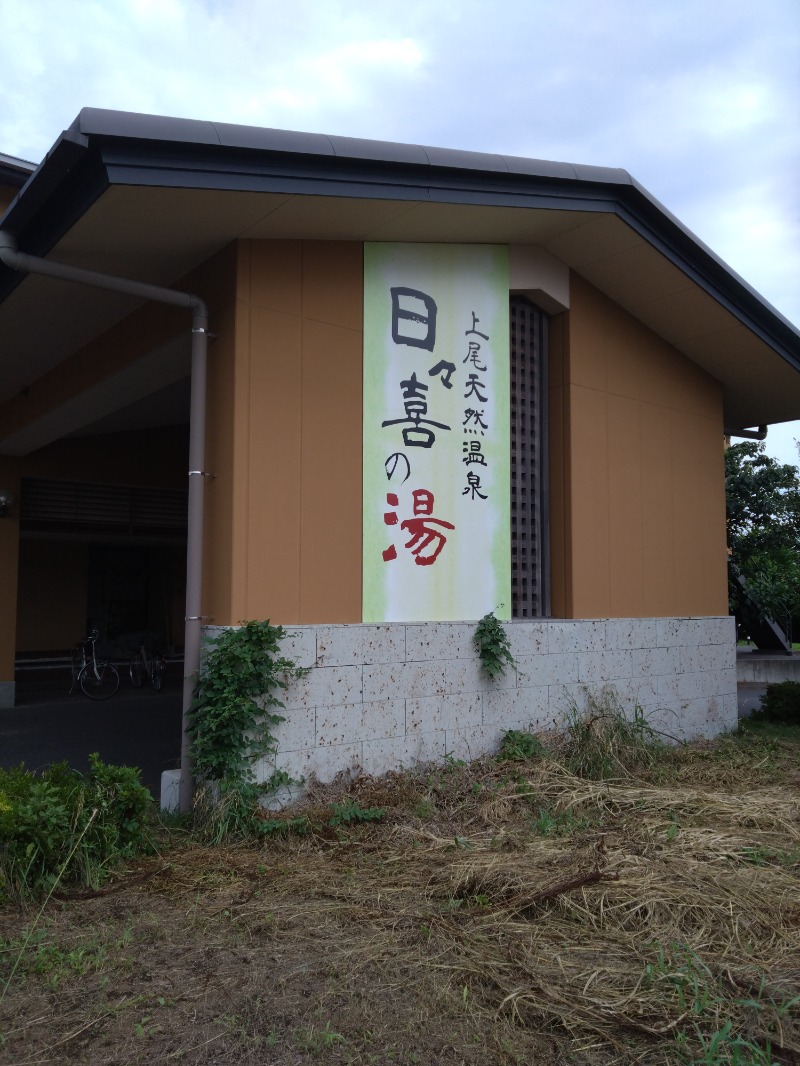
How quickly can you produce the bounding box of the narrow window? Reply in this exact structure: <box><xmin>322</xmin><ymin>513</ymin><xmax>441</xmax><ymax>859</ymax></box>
<box><xmin>510</xmin><ymin>296</ymin><xmax>550</xmax><ymax>618</ymax></box>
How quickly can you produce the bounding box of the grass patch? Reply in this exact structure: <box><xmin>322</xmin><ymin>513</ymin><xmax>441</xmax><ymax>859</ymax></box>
<box><xmin>739</xmin><ymin>716</ymin><xmax>800</xmax><ymax>742</ymax></box>
<box><xmin>555</xmin><ymin>688</ymin><xmax>668</xmax><ymax>780</ymax></box>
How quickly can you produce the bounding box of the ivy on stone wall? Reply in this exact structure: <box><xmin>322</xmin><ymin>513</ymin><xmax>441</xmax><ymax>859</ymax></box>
<box><xmin>188</xmin><ymin>620</ymin><xmax>302</xmax><ymax>786</ymax></box>
<box><xmin>474</xmin><ymin>611</ymin><xmax>518</xmax><ymax>680</ymax></box>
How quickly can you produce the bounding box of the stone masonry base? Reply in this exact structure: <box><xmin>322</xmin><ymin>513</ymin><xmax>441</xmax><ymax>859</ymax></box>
<box><xmin>202</xmin><ymin>616</ymin><xmax>737</xmax><ymax>787</ymax></box>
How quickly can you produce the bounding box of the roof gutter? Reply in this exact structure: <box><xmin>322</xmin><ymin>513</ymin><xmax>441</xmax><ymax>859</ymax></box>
<box><xmin>0</xmin><ymin>229</ymin><xmax>207</xmax><ymax>813</ymax></box>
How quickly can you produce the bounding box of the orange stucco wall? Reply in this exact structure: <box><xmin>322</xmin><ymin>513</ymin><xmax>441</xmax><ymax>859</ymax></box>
<box><xmin>1</xmin><ymin>238</ymin><xmax>732</xmax><ymax>684</ymax></box>
<box><xmin>203</xmin><ymin>240</ymin><xmax>363</xmax><ymax>626</ymax></box>
<box><xmin>15</xmin><ymin>541</ymin><xmax>88</xmax><ymax>651</ymax></box>
<box><xmin>0</xmin><ymin>182</ymin><xmax>27</xmax><ymax>680</ymax></box>
<box><xmin>209</xmin><ymin>246</ymin><xmax>727</xmax><ymax>625</ymax></box>
<box><xmin>0</xmin><ymin>183</ymin><xmax>18</xmax><ymax>215</ymax></box>
<box><xmin>551</xmin><ymin>273</ymin><xmax>728</xmax><ymax>618</ymax></box>
<box><xmin>0</xmin><ymin>458</ymin><xmax>21</xmax><ymax>681</ymax></box>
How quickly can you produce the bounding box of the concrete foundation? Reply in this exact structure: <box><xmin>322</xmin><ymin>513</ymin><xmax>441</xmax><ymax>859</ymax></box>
<box><xmin>160</xmin><ymin>769</ymin><xmax>181</xmax><ymax>811</ymax></box>
<box><xmin>736</xmin><ymin>651</ymin><xmax>800</xmax><ymax>684</ymax></box>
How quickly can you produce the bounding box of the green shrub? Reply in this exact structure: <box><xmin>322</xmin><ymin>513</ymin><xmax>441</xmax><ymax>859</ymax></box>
<box><xmin>497</xmin><ymin>729</ymin><xmax>545</xmax><ymax>761</ymax></box>
<box><xmin>0</xmin><ymin>755</ymin><xmax>153</xmax><ymax>903</ymax></box>
<box><xmin>327</xmin><ymin>798</ymin><xmax>386</xmax><ymax>827</ymax></box>
<box><xmin>752</xmin><ymin>680</ymin><xmax>800</xmax><ymax>725</ymax></box>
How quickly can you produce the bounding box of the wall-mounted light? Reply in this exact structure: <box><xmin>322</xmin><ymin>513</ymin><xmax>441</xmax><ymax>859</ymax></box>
<box><xmin>0</xmin><ymin>490</ymin><xmax>15</xmax><ymax>518</ymax></box>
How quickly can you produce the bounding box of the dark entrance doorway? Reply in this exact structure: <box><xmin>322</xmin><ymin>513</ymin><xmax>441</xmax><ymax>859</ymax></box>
<box><xmin>87</xmin><ymin>543</ymin><xmax>186</xmax><ymax>654</ymax></box>
<box><xmin>15</xmin><ymin>476</ymin><xmax>188</xmax><ymax>666</ymax></box>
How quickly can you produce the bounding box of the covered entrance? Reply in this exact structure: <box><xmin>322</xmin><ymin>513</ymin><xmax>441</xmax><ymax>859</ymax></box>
<box><xmin>16</xmin><ymin>476</ymin><xmax>187</xmax><ymax>661</ymax></box>
<box><xmin>6</xmin><ymin>415</ymin><xmax>190</xmax><ymax>700</ymax></box>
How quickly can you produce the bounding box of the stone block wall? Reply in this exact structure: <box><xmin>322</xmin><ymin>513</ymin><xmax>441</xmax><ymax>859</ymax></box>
<box><xmin>202</xmin><ymin>616</ymin><xmax>737</xmax><ymax>785</ymax></box>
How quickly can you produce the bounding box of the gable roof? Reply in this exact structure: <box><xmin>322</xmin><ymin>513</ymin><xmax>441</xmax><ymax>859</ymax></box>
<box><xmin>1</xmin><ymin>107</ymin><xmax>798</xmax><ymax>443</ymax></box>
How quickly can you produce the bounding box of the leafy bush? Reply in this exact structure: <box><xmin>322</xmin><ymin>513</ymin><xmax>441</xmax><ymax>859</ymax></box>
<box><xmin>0</xmin><ymin>755</ymin><xmax>153</xmax><ymax>903</ymax></box>
<box><xmin>327</xmin><ymin>798</ymin><xmax>386</xmax><ymax>827</ymax></box>
<box><xmin>725</xmin><ymin>441</ymin><xmax>800</xmax><ymax>627</ymax></box>
<box><xmin>474</xmin><ymin>611</ymin><xmax>517</xmax><ymax>680</ymax></box>
<box><xmin>752</xmin><ymin>680</ymin><xmax>800</xmax><ymax>725</ymax></box>
<box><xmin>497</xmin><ymin>729</ymin><xmax>545</xmax><ymax>761</ymax></box>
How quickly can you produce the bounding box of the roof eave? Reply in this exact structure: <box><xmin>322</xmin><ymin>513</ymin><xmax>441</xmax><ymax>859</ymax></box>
<box><xmin>2</xmin><ymin>108</ymin><xmax>799</xmax><ymax>384</ymax></box>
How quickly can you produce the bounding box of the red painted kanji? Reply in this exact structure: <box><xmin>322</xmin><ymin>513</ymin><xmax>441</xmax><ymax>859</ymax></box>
<box><xmin>382</xmin><ymin>488</ymin><xmax>455</xmax><ymax>566</ymax></box>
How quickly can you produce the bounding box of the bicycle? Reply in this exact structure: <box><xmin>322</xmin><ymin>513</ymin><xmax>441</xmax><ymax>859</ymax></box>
<box><xmin>70</xmin><ymin>629</ymin><xmax>120</xmax><ymax>700</ymax></box>
<box><xmin>129</xmin><ymin>643</ymin><xmax>166</xmax><ymax>691</ymax></box>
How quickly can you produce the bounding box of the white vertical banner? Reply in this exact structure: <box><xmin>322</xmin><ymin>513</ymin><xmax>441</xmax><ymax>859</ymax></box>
<box><xmin>363</xmin><ymin>243</ymin><xmax>511</xmax><ymax>622</ymax></box>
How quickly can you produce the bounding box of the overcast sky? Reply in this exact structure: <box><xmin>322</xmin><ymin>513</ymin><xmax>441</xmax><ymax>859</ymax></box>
<box><xmin>1</xmin><ymin>0</ymin><xmax>798</xmax><ymax>465</ymax></box>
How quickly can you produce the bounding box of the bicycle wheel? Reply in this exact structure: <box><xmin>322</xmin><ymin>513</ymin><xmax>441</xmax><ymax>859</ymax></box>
<box><xmin>129</xmin><ymin>652</ymin><xmax>146</xmax><ymax>688</ymax></box>
<box><xmin>80</xmin><ymin>661</ymin><xmax>120</xmax><ymax>700</ymax></box>
<box><xmin>150</xmin><ymin>655</ymin><xmax>166</xmax><ymax>692</ymax></box>
<box><xmin>70</xmin><ymin>649</ymin><xmax>83</xmax><ymax>693</ymax></box>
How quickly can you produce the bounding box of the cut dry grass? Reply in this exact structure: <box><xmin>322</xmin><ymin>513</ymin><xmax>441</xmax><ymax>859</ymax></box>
<box><xmin>1</xmin><ymin>721</ymin><xmax>799</xmax><ymax>1065</ymax></box>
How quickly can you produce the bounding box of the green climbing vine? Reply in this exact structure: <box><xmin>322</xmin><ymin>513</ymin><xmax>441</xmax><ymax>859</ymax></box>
<box><xmin>187</xmin><ymin>621</ymin><xmax>307</xmax><ymax>838</ymax></box>
<box><xmin>474</xmin><ymin>610</ymin><xmax>518</xmax><ymax>680</ymax></box>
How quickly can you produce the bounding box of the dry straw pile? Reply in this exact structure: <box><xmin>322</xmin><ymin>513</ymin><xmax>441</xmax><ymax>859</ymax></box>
<box><xmin>1</xmin><ymin>698</ymin><xmax>799</xmax><ymax>1064</ymax></box>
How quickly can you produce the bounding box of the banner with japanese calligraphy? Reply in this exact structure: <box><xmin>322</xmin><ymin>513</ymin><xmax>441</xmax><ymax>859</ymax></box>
<box><xmin>363</xmin><ymin>243</ymin><xmax>511</xmax><ymax>623</ymax></box>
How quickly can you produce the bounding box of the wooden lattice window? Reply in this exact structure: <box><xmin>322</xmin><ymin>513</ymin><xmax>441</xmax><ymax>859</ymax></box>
<box><xmin>510</xmin><ymin>296</ymin><xmax>550</xmax><ymax>618</ymax></box>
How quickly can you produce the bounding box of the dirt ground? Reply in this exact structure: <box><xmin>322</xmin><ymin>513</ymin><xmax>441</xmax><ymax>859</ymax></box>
<box><xmin>1</xmin><ymin>724</ymin><xmax>799</xmax><ymax>1065</ymax></box>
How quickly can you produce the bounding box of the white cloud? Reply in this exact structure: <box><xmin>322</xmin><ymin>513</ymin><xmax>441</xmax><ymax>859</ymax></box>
<box><xmin>0</xmin><ymin>0</ymin><xmax>797</xmax><ymax>329</ymax></box>
<box><xmin>127</xmin><ymin>0</ymin><xmax>185</xmax><ymax>21</ymax></box>
<box><xmin>281</xmin><ymin>37</ymin><xmax>425</xmax><ymax>108</ymax></box>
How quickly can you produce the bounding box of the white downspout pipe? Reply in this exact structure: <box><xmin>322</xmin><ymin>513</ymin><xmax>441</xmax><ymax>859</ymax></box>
<box><xmin>0</xmin><ymin>230</ymin><xmax>208</xmax><ymax>812</ymax></box>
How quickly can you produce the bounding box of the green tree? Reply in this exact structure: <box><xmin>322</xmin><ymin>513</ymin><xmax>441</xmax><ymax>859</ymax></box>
<box><xmin>725</xmin><ymin>441</ymin><xmax>800</xmax><ymax>633</ymax></box>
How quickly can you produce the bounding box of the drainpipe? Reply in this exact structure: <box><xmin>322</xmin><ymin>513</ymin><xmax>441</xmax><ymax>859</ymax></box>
<box><xmin>724</xmin><ymin>425</ymin><xmax>768</xmax><ymax>441</ymax></box>
<box><xmin>0</xmin><ymin>230</ymin><xmax>208</xmax><ymax>812</ymax></box>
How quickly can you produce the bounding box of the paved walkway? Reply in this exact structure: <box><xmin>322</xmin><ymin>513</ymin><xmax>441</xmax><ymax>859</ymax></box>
<box><xmin>1</xmin><ymin>670</ymin><xmax>183</xmax><ymax>798</ymax></box>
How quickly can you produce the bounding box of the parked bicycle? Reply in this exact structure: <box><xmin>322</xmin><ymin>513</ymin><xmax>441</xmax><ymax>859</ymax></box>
<box><xmin>129</xmin><ymin>644</ymin><xmax>166</xmax><ymax>691</ymax></box>
<box><xmin>70</xmin><ymin>629</ymin><xmax>120</xmax><ymax>700</ymax></box>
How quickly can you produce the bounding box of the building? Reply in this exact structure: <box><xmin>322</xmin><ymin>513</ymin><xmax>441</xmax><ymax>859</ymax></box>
<box><xmin>1</xmin><ymin>110</ymin><xmax>798</xmax><ymax>787</ymax></box>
